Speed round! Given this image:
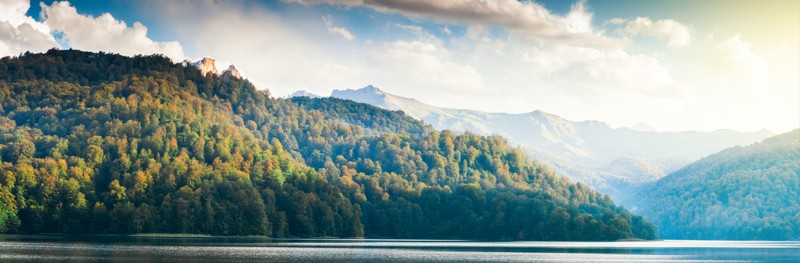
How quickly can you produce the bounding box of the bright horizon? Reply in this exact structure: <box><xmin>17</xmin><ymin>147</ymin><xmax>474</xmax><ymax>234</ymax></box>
<box><xmin>1</xmin><ymin>0</ymin><xmax>798</xmax><ymax>133</ymax></box>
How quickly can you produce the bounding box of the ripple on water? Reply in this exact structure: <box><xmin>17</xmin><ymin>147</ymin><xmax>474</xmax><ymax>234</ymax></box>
<box><xmin>0</xmin><ymin>236</ymin><xmax>797</xmax><ymax>263</ymax></box>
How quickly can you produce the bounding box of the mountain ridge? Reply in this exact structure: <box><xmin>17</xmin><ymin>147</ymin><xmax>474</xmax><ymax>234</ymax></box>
<box><xmin>325</xmin><ymin>85</ymin><xmax>774</xmax><ymax>203</ymax></box>
<box><xmin>634</xmin><ymin>129</ymin><xmax>800</xmax><ymax>240</ymax></box>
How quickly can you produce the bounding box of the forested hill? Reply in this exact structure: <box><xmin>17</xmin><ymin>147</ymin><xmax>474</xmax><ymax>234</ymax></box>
<box><xmin>635</xmin><ymin>129</ymin><xmax>800</xmax><ymax>240</ymax></box>
<box><xmin>0</xmin><ymin>49</ymin><xmax>655</xmax><ymax>241</ymax></box>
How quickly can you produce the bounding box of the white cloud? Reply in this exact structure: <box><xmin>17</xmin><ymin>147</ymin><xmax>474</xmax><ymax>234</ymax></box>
<box><xmin>715</xmin><ymin>35</ymin><xmax>768</xmax><ymax>87</ymax></box>
<box><xmin>605</xmin><ymin>18</ymin><xmax>625</xmax><ymax>25</ymax></box>
<box><xmin>284</xmin><ymin>0</ymin><xmax>619</xmax><ymax>47</ymax></box>
<box><xmin>0</xmin><ymin>0</ymin><xmax>58</xmax><ymax>57</ymax></box>
<box><xmin>322</xmin><ymin>15</ymin><xmax>355</xmax><ymax>41</ymax></box>
<box><xmin>441</xmin><ymin>26</ymin><xmax>451</xmax><ymax>35</ymax></box>
<box><xmin>660</xmin><ymin>33</ymin><xmax>796</xmax><ymax>132</ymax></box>
<box><xmin>671</xmin><ymin>35</ymin><xmax>769</xmax><ymax>97</ymax></box>
<box><xmin>563</xmin><ymin>1</ymin><xmax>593</xmax><ymax>34</ymax></box>
<box><xmin>624</xmin><ymin>17</ymin><xmax>692</xmax><ymax>48</ymax></box>
<box><xmin>287</xmin><ymin>0</ymin><xmax>362</xmax><ymax>5</ymax></box>
<box><xmin>40</xmin><ymin>1</ymin><xmax>184</xmax><ymax>61</ymax></box>
<box><xmin>395</xmin><ymin>24</ymin><xmax>425</xmax><ymax>37</ymax></box>
<box><xmin>552</xmin><ymin>49</ymin><xmax>682</xmax><ymax>96</ymax></box>
<box><xmin>142</xmin><ymin>0</ymin><xmax>366</xmax><ymax>96</ymax></box>
<box><xmin>0</xmin><ymin>0</ymin><xmax>51</xmax><ymax>34</ymax></box>
<box><xmin>366</xmin><ymin>37</ymin><xmax>486</xmax><ymax>95</ymax></box>
<box><xmin>436</xmin><ymin>31</ymin><xmax>699</xmax><ymax>122</ymax></box>
<box><xmin>343</xmin><ymin>23</ymin><xmax>694</xmax><ymax>128</ymax></box>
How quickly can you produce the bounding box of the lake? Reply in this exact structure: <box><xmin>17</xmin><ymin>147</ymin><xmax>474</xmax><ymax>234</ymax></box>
<box><xmin>1</xmin><ymin>235</ymin><xmax>798</xmax><ymax>262</ymax></box>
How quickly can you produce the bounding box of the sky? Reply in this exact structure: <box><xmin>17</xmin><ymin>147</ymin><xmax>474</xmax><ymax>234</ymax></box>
<box><xmin>1</xmin><ymin>0</ymin><xmax>798</xmax><ymax>133</ymax></box>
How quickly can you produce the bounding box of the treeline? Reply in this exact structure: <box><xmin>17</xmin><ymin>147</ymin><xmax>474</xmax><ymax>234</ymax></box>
<box><xmin>0</xmin><ymin>49</ymin><xmax>656</xmax><ymax>240</ymax></box>
<box><xmin>636</xmin><ymin>129</ymin><xmax>800</xmax><ymax>240</ymax></box>
<box><xmin>291</xmin><ymin>96</ymin><xmax>430</xmax><ymax>137</ymax></box>
<box><xmin>0</xmin><ymin>50</ymin><xmax>361</xmax><ymax>237</ymax></box>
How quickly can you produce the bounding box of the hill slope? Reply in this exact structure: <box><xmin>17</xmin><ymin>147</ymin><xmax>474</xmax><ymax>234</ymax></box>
<box><xmin>634</xmin><ymin>129</ymin><xmax>800</xmax><ymax>240</ymax></box>
<box><xmin>0</xmin><ymin>50</ymin><xmax>656</xmax><ymax>240</ymax></box>
<box><xmin>328</xmin><ymin>86</ymin><xmax>773</xmax><ymax>203</ymax></box>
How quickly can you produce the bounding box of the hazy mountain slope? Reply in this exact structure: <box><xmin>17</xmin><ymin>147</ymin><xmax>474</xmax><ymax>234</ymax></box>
<box><xmin>331</xmin><ymin>86</ymin><xmax>771</xmax><ymax>167</ymax></box>
<box><xmin>329</xmin><ymin>86</ymin><xmax>773</xmax><ymax>201</ymax></box>
<box><xmin>635</xmin><ymin>129</ymin><xmax>800</xmax><ymax>240</ymax></box>
<box><xmin>0</xmin><ymin>50</ymin><xmax>657</xmax><ymax>241</ymax></box>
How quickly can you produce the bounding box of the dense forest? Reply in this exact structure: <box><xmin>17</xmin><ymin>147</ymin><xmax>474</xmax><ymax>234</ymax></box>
<box><xmin>0</xmin><ymin>49</ymin><xmax>656</xmax><ymax>240</ymax></box>
<box><xmin>635</xmin><ymin>129</ymin><xmax>800</xmax><ymax>240</ymax></box>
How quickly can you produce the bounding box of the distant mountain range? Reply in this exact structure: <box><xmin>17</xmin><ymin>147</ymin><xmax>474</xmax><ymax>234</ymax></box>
<box><xmin>293</xmin><ymin>86</ymin><xmax>773</xmax><ymax>203</ymax></box>
<box><xmin>634</xmin><ymin>129</ymin><xmax>800</xmax><ymax>240</ymax></box>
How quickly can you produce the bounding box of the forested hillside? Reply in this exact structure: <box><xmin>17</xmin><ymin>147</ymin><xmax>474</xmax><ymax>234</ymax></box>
<box><xmin>329</xmin><ymin>86</ymin><xmax>772</xmax><ymax>208</ymax></box>
<box><xmin>0</xmin><ymin>50</ymin><xmax>655</xmax><ymax>240</ymax></box>
<box><xmin>635</xmin><ymin>129</ymin><xmax>800</xmax><ymax>240</ymax></box>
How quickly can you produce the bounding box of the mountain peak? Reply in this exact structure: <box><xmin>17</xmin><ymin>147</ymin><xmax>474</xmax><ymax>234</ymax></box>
<box><xmin>331</xmin><ymin>85</ymin><xmax>392</xmax><ymax>109</ymax></box>
<box><xmin>331</xmin><ymin>85</ymin><xmax>391</xmax><ymax>99</ymax></box>
<box><xmin>222</xmin><ymin>64</ymin><xmax>242</xmax><ymax>80</ymax></box>
<box><xmin>362</xmin><ymin>85</ymin><xmax>382</xmax><ymax>93</ymax></box>
<box><xmin>190</xmin><ymin>57</ymin><xmax>218</xmax><ymax>76</ymax></box>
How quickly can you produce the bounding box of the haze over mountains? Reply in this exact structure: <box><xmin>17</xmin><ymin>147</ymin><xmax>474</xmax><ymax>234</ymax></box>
<box><xmin>294</xmin><ymin>86</ymin><xmax>773</xmax><ymax>202</ymax></box>
<box><xmin>320</xmin><ymin>87</ymin><xmax>800</xmax><ymax>243</ymax></box>
<box><xmin>635</xmin><ymin>129</ymin><xmax>800</xmax><ymax>240</ymax></box>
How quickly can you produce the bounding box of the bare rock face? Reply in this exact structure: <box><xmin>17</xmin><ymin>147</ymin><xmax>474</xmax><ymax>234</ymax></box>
<box><xmin>222</xmin><ymin>64</ymin><xmax>242</xmax><ymax>80</ymax></box>
<box><xmin>191</xmin><ymin>57</ymin><xmax>218</xmax><ymax>76</ymax></box>
<box><xmin>185</xmin><ymin>57</ymin><xmax>244</xmax><ymax>82</ymax></box>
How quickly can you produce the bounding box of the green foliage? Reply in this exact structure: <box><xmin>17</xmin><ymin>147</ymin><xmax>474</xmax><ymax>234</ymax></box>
<box><xmin>291</xmin><ymin>96</ymin><xmax>430</xmax><ymax>137</ymax></box>
<box><xmin>636</xmin><ymin>130</ymin><xmax>800</xmax><ymax>240</ymax></box>
<box><xmin>0</xmin><ymin>49</ymin><xmax>656</xmax><ymax>240</ymax></box>
<box><xmin>0</xmin><ymin>50</ymin><xmax>357</xmax><ymax>237</ymax></box>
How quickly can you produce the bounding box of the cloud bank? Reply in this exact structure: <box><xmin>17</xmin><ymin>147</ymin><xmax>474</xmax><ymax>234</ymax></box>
<box><xmin>622</xmin><ymin>17</ymin><xmax>692</xmax><ymax>48</ymax></box>
<box><xmin>322</xmin><ymin>15</ymin><xmax>356</xmax><ymax>41</ymax></box>
<box><xmin>0</xmin><ymin>0</ymin><xmax>184</xmax><ymax>61</ymax></box>
<box><xmin>0</xmin><ymin>0</ymin><xmax>58</xmax><ymax>56</ymax></box>
<box><xmin>285</xmin><ymin>0</ymin><xmax>619</xmax><ymax>46</ymax></box>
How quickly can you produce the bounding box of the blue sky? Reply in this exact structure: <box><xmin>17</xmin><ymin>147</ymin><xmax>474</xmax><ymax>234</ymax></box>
<box><xmin>2</xmin><ymin>0</ymin><xmax>798</xmax><ymax>133</ymax></box>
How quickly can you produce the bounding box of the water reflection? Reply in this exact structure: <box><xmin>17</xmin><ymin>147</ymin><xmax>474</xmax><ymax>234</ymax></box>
<box><xmin>0</xmin><ymin>235</ymin><xmax>798</xmax><ymax>262</ymax></box>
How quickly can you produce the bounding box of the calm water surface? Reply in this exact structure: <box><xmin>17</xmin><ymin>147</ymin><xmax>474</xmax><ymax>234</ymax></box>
<box><xmin>0</xmin><ymin>235</ymin><xmax>798</xmax><ymax>262</ymax></box>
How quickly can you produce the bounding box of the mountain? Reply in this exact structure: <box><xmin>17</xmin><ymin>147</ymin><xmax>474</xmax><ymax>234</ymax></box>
<box><xmin>0</xmin><ymin>50</ymin><xmax>656</xmax><ymax>241</ymax></box>
<box><xmin>189</xmin><ymin>57</ymin><xmax>218</xmax><ymax>75</ymax></box>
<box><xmin>599</xmin><ymin>157</ymin><xmax>670</xmax><ymax>185</ymax></box>
<box><xmin>331</xmin><ymin>86</ymin><xmax>771</xmax><ymax>167</ymax></box>
<box><xmin>634</xmin><ymin>129</ymin><xmax>800</xmax><ymax>240</ymax></box>
<box><xmin>222</xmin><ymin>65</ymin><xmax>242</xmax><ymax>80</ymax></box>
<box><xmin>330</xmin><ymin>86</ymin><xmax>773</xmax><ymax>202</ymax></box>
<box><xmin>183</xmin><ymin>57</ymin><xmax>241</xmax><ymax>81</ymax></box>
<box><xmin>289</xmin><ymin>90</ymin><xmax>321</xmax><ymax>98</ymax></box>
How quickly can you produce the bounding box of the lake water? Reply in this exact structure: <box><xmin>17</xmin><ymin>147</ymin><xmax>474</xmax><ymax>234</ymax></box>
<box><xmin>0</xmin><ymin>235</ymin><xmax>798</xmax><ymax>262</ymax></box>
